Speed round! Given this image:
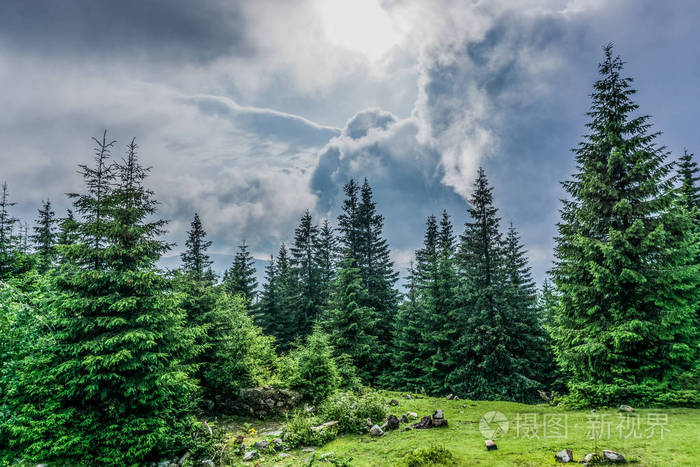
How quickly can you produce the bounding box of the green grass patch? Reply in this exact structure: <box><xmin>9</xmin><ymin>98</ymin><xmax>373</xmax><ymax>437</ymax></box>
<box><xmin>214</xmin><ymin>391</ymin><xmax>700</xmax><ymax>466</ymax></box>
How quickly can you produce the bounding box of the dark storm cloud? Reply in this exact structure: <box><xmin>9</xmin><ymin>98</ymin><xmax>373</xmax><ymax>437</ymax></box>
<box><xmin>0</xmin><ymin>0</ymin><xmax>251</xmax><ymax>62</ymax></box>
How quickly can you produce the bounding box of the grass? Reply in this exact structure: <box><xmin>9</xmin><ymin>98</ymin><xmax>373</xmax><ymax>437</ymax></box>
<box><xmin>213</xmin><ymin>391</ymin><xmax>700</xmax><ymax>466</ymax></box>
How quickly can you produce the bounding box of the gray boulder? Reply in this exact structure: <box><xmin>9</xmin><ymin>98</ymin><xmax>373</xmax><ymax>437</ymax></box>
<box><xmin>386</xmin><ymin>414</ymin><xmax>400</xmax><ymax>430</ymax></box>
<box><xmin>602</xmin><ymin>450</ymin><xmax>625</xmax><ymax>463</ymax></box>
<box><xmin>407</xmin><ymin>411</ymin><xmax>418</xmax><ymax>419</ymax></box>
<box><xmin>412</xmin><ymin>415</ymin><xmax>433</xmax><ymax>429</ymax></box>
<box><xmin>370</xmin><ymin>424</ymin><xmax>385</xmax><ymax>436</ymax></box>
<box><xmin>242</xmin><ymin>450</ymin><xmax>259</xmax><ymax>461</ymax></box>
<box><xmin>388</xmin><ymin>399</ymin><xmax>399</xmax><ymax>406</ymax></box>
<box><xmin>433</xmin><ymin>409</ymin><xmax>444</xmax><ymax>419</ymax></box>
<box><xmin>485</xmin><ymin>439</ymin><xmax>497</xmax><ymax>451</ymax></box>
<box><xmin>579</xmin><ymin>453</ymin><xmax>601</xmax><ymax>464</ymax></box>
<box><xmin>619</xmin><ymin>405</ymin><xmax>634</xmax><ymax>412</ymax></box>
<box><xmin>555</xmin><ymin>449</ymin><xmax>574</xmax><ymax>463</ymax></box>
<box><xmin>253</xmin><ymin>440</ymin><xmax>269</xmax><ymax>450</ymax></box>
<box><xmin>201</xmin><ymin>461</ymin><xmax>215</xmax><ymax>467</ymax></box>
<box><xmin>272</xmin><ymin>438</ymin><xmax>283</xmax><ymax>450</ymax></box>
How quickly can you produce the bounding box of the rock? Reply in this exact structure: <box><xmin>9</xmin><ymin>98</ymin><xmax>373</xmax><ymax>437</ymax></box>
<box><xmin>236</xmin><ymin>387</ymin><xmax>303</xmax><ymax>418</ymax></box>
<box><xmin>412</xmin><ymin>415</ymin><xmax>433</xmax><ymax>429</ymax></box>
<box><xmin>272</xmin><ymin>438</ymin><xmax>283</xmax><ymax>450</ymax></box>
<box><xmin>386</xmin><ymin>414</ymin><xmax>400</xmax><ymax>430</ymax></box>
<box><xmin>157</xmin><ymin>462</ymin><xmax>170</xmax><ymax>467</ymax></box>
<box><xmin>302</xmin><ymin>447</ymin><xmax>316</xmax><ymax>452</ymax></box>
<box><xmin>602</xmin><ymin>450</ymin><xmax>625</xmax><ymax>463</ymax></box>
<box><xmin>485</xmin><ymin>440</ymin><xmax>497</xmax><ymax>451</ymax></box>
<box><xmin>619</xmin><ymin>405</ymin><xmax>634</xmax><ymax>412</ymax></box>
<box><xmin>278</xmin><ymin>453</ymin><xmax>291</xmax><ymax>458</ymax></box>
<box><xmin>446</xmin><ymin>394</ymin><xmax>454</xmax><ymax>400</ymax></box>
<box><xmin>370</xmin><ymin>424</ymin><xmax>385</xmax><ymax>436</ymax></box>
<box><xmin>433</xmin><ymin>417</ymin><xmax>448</xmax><ymax>427</ymax></box>
<box><xmin>311</xmin><ymin>420</ymin><xmax>339</xmax><ymax>432</ymax></box>
<box><xmin>538</xmin><ymin>389</ymin><xmax>551</xmax><ymax>402</ymax></box>
<box><xmin>579</xmin><ymin>453</ymin><xmax>601</xmax><ymax>464</ymax></box>
<box><xmin>407</xmin><ymin>411</ymin><xmax>418</xmax><ymax>419</ymax></box>
<box><xmin>254</xmin><ymin>440</ymin><xmax>269</xmax><ymax>450</ymax></box>
<box><xmin>388</xmin><ymin>399</ymin><xmax>399</xmax><ymax>406</ymax></box>
<box><xmin>235</xmin><ymin>434</ymin><xmax>245</xmax><ymax>444</ymax></box>
<box><xmin>404</xmin><ymin>393</ymin><xmax>413</xmax><ymax>400</ymax></box>
<box><xmin>453</xmin><ymin>395</ymin><xmax>460</xmax><ymax>400</ymax></box>
<box><xmin>201</xmin><ymin>461</ymin><xmax>215</xmax><ymax>467</ymax></box>
<box><xmin>400</xmin><ymin>414</ymin><xmax>408</xmax><ymax>423</ymax></box>
<box><xmin>365</xmin><ymin>417</ymin><xmax>373</xmax><ymax>427</ymax></box>
<box><xmin>242</xmin><ymin>450</ymin><xmax>259</xmax><ymax>461</ymax></box>
<box><xmin>304</xmin><ymin>404</ymin><xmax>315</xmax><ymax>414</ymax></box>
<box><xmin>177</xmin><ymin>453</ymin><xmax>190</xmax><ymax>465</ymax></box>
<box><xmin>433</xmin><ymin>409</ymin><xmax>444</xmax><ymax>419</ymax></box>
<box><xmin>380</xmin><ymin>422</ymin><xmax>388</xmax><ymax>431</ymax></box>
<box><xmin>403</xmin><ymin>425</ymin><xmax>412</xmax><ymax>431</ymax></box>
<box><xmin>320</xmin><ymin>452</ymin><xmax>334</xmax><ymax>459</ymax></box>
<box><xmin>169</xmin><ymin>464</ymin><xmax>178</xmax><ymax>467</ymax></box>
<box><xmin>555</xmin><ymin>449</ymin><xmax>574</xmax><ymax>463</ymax></box>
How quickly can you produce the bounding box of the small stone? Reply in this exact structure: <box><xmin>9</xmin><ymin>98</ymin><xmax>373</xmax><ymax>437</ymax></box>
<box><xmin>433</xmin><ymin>409</ymin><xmax>444</xmax><ymax>419</ymax></box>
<box><xmin>619</xmin><ymin>405</ymin><xmax>634</xmax><ymax>412</ymax></box>
<box><xmin>407</xmin><ymin>411</ymin><xmax>418</xmax><ymax>419</ymax></box>
<box><xmin>380</xmin><ymin>422</ymin><xmax>388</xmax><ymax>431</ymax></box>
<box><xmin>404</xmin><ymin>393</ymin><xmax>413</xmax><ymax>400</ymax></box>
<box><xmin>366</xmin><ymin>417</ymin><xmax>373</xmax><ymax>427</ymax></box>
<box><xmin>177</xmin><ymin>453</ymin><xmax>190</xmax><ymax>465</ymax></box>
<box><xmin>579</xmin><ymin>453</ymin><xmax>601</xmax><ymax>464</ymax></box>
<box><xmin>433</xmin><ymin>417</ymin><xmax>448</xmax><ymax>427</ymax></box>
<box><xmin>388</xmin><ymin>399</ymin><xmax>399</xmax><ymax>406</ymax></box>
<box><xmin>157</xmin><ymin>462</ymin><xmax>170</xmax><ymax>467</ymax></box>
<box><xmin>555</xmin><ymin>449</ymin><xmax>574</xmax><ymax>463</ymax></box>
<box><xmin>235</xmin><ymin>434</ymin><xmax>245</xmax><ymax>444</ymax></box>
<box><xmin>254</xmin><ymin>440</ymin><xmax>269</xmax><ymax>450</ymax></box>
<box><xmin>302</xmin><ymin>447</ymin><xmax>316</xmax><ymax>452</ymax></box>
<box><xmin>400</xmin><ymin>414</ymin><xmax>408</xmax><ymax>423</ymax></box>
<box><xmin>485</xmin><ymin>439</ymin><xmax>497</xmax><ymax>451</ymax></box>
<box><xmin>320</xmin><ymin>452</ymin><xmax>334</xmax><ymax>459</ymax></box>
<box><xmin>242</xmin><ymin>450</ymin><xmax>259</xmax><ymax>461</ymax></box>
<box><xmin>446</xmin><ymin>394</ymin><xmax>454</xmax><ymax>400</ymax></box>
<box><xmin>602</xmin><ymin>450</ymin><xmax>625</xmax><ymax>463</ymax></box>
<box><xmin>278</xmin><ymin>453</ymin><xmax>291</xmax><ymax>458</ymax></box>
<box><xmin>386</xmin><ymin>414</ymin><xmax>400</xmax><ymax>430</ymax></box>
<box><xmin>272</xmin><ymin>438</ymin><xmax>283</xmax><ymax>450</ymax></box>
<box><xmin>311</xmin><ymin>420</ymin><xmax>339</xmax><ymax>432</ymax></box>
<box><xmin>453</xmin><ymin>395</ymin><xmax>460</xmax><ymax>400</ymax></box>
<box><xmin>403</xmin><ymin>425</ymin><xmax>412</xmax><ymax>431</ymax></box>
<box><xmin>201</xmin><ymin>461</ymin><xmax>215</xmax><ymax>467</ymax></box>
<box><xmin>412</xmin><ymin>415</ymin><xmax>433</xmax><ymax>429</ymax></box>
<box><xmin>370</xmin><ymin>424</ymin><xmax>385</xmax><ymax>436</ymax></box>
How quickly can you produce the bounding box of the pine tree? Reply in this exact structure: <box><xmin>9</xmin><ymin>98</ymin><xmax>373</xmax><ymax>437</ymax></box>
<box><xmin>678</xmin><ymin>149</ymin><xmax>699</xmax><ymax>213</ymax></box>
<box><xmin>263</xmin><ymin>244</ymin><xmax>298</xmax><ymax>352</ymax></box>
<box><xmin>10</xmin><ymin>136</ymin><xmax>198</xmax><ymax>464</ymax></box>
<box><xmin>56</xmin><ymin>209</ymin><xmax>79</xmax><ymax>247</ymax></box>
<box><xmin>290</xmin><ymin>210</ymin><xmax>322</xmax><ymax>334</ymax></box>
<box><xmin>322</xmin><ymin>256</ymin><xmax>378</xmax><ymax>381</ymax></box>
<box><xmin>551</xmin><ymin>45</ymin><xmax>699</xmax><ymax>406</ymax></box>
<box><xmin>391</xmin><ymin>261</ymin><xmax>428</xmax><ymax>392</ymax></box>
<box><xmin>315</xmin><ymin>219</ymin><xmax>337</xmax><ymax>306</ymax></box>
<box><xmin>30</xmin><ymin>199</ymin><xmax>57</xmax><ymax>271</ymax></box>
<box><xmin>257</xmin><ymin>254</ymin><xmax>278</xmax><ymax>336</ymax></box>
<box><xmin>420</xmin><ymin>211</ymin><xmax>458</xmax><ymax>394</ymax></box>
<box><xmin>448</xmin><ymin>168</ymin><xmax>526</xmax><ymax>400</ymax></box>
<box><xmin>223</xmin><ymin>240</ymin><xmax>258</xmax><ymax>304</ymax></box>
<box><xmin>0</xmin><ymin>182</ymin><xmax>18</xmax><ymax>278</ymax></box>
<box><xmin>502</xmin><ymin>223</ymin><xmax>551</xmax><ymax>397</ymax></box>
<box><xmin>180</xmin><ymin>212</ymin><xmax>214</xmax><ymax>282</ymax></box>
<box><xmin>337</xmin><ymin>179</ymin><xmax>361</xmax><ymax>260</ymax></box>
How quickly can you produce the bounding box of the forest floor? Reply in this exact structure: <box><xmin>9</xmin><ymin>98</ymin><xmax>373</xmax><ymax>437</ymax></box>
<box><xmin>211</xmin><ymin>391</ymin><xmax>700</xmax><ymax>466</ymax></box>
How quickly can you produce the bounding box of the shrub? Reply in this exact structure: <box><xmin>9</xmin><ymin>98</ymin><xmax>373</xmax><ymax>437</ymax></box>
<box><xmin>397</xmin><ymin>445</ymin><xmax>455</xmax><ymax>467</ymax></box>
<box><xmin>283</xmin><ymin>412</ymin><xmax>337</xmax><ymax>448</ymax></box>
<box><xmin>317</xmin><ymin>389</ymin><xmax>386</xmax><ymax>434</ymax></box>
<box><xmin>561</xmin><ymin>381</ymin><xmax>700</xmax><ymax>408</ymax></box>
<box><xmin>283</xmin><ymin>329</ymin><xmax>340</xmax><ymax>404</ymax></box>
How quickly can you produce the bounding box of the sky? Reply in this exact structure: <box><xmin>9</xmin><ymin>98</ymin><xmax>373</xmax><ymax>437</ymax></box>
<box><xmin>1</xmin><ymin>0</ymin><xmax>699</xmax><ymax>286</ymax></box>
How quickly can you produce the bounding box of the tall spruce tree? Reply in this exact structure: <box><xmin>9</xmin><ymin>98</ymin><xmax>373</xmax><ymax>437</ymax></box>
<box><xmin>10</xmin><ymin>136</ymin><xmax>197</xmax><ymax>464</ymax></box>
<box><xmin>448</xmin><ymin>168</ymin><xmax>531</xmax><ymax>400</ymax></box>
<box><xmin>0</xmin><ymin>182</ymin><xmax>18</xmax><ymax>278</ymax></box>
<box><xmin>30</xmin><ymin>199</ymin><xmax>57</xmax><ymax>271</ymax></box>
<box><xmin>315</xmin><ymin>219</ymin><xmax>337</xmax><ymax>306</ymax></box>
<box><xmin>262</xmin><ymin>244</ymin><xmax>298</xmax><ymax>352</ymax></box>
<box><xmin>180</xmin><ymin>212</ymin><xmax>214</xmax><ymax>282</ymax></box>
<box><xmin>223</xmin><ymin>240</ymin><xmax>258</xmax><ymax>304</ymax></box>
<box><xmin>551</xmin><ymin>45</ymin><xmax>699</xmax><ymax>406</ymax></box>
<box><xmin>257</xmin><ymin>254</ymin><xmax>278</xmax><ymax>336</ymax></box>
<box><xmin>678</xmin><ymin>149</ymin><xmax>699</xmax><ymax>214</ymax></box>
<box><xmin>322</xmin><ymin>256</ymin><xmax>378</xmax><ymax>381</ymax></box>
<box><xmin>420</xmin><ymin>211</ymin><xmax>458</xmax><ymax>394</ymax></box>
<box><xmin>391</xmin><ymin>261</ymin><xmax>427</xmax><ymax>391</ymax></box>
<box><xmin>290</xmin><ymin>210</ymin><xmax>322</xmax><ymax>334</ymax></box>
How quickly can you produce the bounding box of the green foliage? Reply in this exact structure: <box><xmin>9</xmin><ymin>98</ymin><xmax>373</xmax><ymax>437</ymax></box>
<box><xmin>550</xmin><ymin>45</ymin><xmax>700</xmax><ymax>406</ymax></box>
<box><xmin>397</xmin><ymin>445</ymin><xmax>455</xmax><ymax>467</ymax></box>
<box><xmin>222</xmin><ymin>240</ymin><xmax>258</xmax><ymax>305</ymax></box>
<box><xmin>30</xmin><ymin>199</ymin><xmax>57</xmax><ymax>271</ymax></box>
<box><xmin>259</xmin><ymin>244</ymin><xmax>299</xmax><ymax>352</ymax></box>
<box><xmin>290</xmin><ymin>210</ymin><xmax>323</xmax><ymax>337</ymax></box>
<box><xmin>5</xmin><ymin>135</ymin><xmax>200</xmax><ymax>464</ymax></box>
<box><xmin>200</xmin><ymin>293</ymin><xmax>276</xmax><ymax>401</ymax></box>
<box><xmin>287</xmin><ymin>329</ymin><xmax>340</xmax><ymax>404</ymax></box>
<box><xmin>317</xmin><ymin>390</ymin><xmax>386</xmax><ymax>434</ymax></box>
<box><xmin>283</xmin><ymin>412</ymin><xmax>338</xmax><ymax>448</ymax></box>
<box><xmin>180</xmin><ymin>212</ymin><xmax>214</xmax><ymax>282</ymax></box>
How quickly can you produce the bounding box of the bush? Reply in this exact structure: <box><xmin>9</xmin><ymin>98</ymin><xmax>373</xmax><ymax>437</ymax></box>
<box><xmin>561</xmin><ymin>381</ymin><xmax>700</xmax><ymax>408</ymax></box>
<box><xmin>282</xmin><ymin>329</ymin><xmax>340</xmax><ymax>404</ymax></box>
<box><xmin>201</xmin><ymin>293</ymin><xmax>277</xmax><ymax>400</ymax></box>
<box><xmin>317</xmin><ymin>389</ymin><xmax>386</xmax><ymax>434</ymax></box>
<box><xmin>397</xmin><ymin>445</ymin><xmax>455</xmax><ymax>467</ymax></box>
<box><xmin>283</xmin><ymin>412</ymin><xmax>338</xmax><ymax>448</ymax></box>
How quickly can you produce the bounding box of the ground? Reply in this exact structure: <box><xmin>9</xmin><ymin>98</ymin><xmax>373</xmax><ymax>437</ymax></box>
<box><xmin>211</xmin><ymin>391</ymin><xmax>700</xmax><ymax>466</ymax></box>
